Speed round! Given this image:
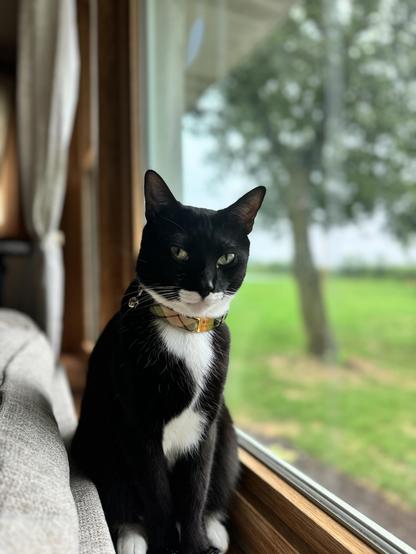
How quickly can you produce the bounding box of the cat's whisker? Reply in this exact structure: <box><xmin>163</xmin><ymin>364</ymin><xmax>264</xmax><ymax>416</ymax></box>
<box><xmin>148</xmin><ymin>292</ymin><xmax>178</xmax><ymax>297</ymax></box>
<box><xmin>144</xmin><ymin>289</ymin><xmax>178</xmax><ymax>298</ymax></box>
<box><xmin>150</xmin><ymin>290</ymin><xmax>179</xmax><ymax>296</ymax></box>
<box><xmin>150</xmin><ymin>286</ymin><xmax>180</xmax><ymax>292</ymax></box>
<box><xmin>225</xmin><ymin>289</ymin><xmax>237</xmax><ymax>296</ymax></box>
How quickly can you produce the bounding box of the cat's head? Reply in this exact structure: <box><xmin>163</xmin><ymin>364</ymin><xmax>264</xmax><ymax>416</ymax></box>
<box><xmin>137</xmin><ymin>170</ymin><xmax>265</xmax><ymax>318</ymax></box>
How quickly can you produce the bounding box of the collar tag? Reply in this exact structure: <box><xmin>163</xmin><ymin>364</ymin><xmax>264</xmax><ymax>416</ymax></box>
<box><xmin>128</xmin><ymin>284</ymin><xmax>143</xmax><ymax>309</ymax></box>
<box><xmin>196</xmin><ymin>317</ymin><xmax>211</xmax><ymax>333</ymax></box>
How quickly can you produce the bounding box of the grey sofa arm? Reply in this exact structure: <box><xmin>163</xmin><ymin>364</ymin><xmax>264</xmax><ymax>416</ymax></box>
<box><xmin>0</xmin><ymin>309</ymin><xmax>114</xmax><ymax>554</ymax></box>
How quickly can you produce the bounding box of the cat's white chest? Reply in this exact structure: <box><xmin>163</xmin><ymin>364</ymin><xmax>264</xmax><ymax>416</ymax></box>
<box><xmin>157</xmin><ymin>321</ymin><xmax>214</xmax><ymax>389</ymax></box>
<box><xmin>162</xmin><ymin>406</ymin><xmax>207</xmax><ymax>466</ymax></box>
<box><xmin>157</xmin><ymin>322</ymin><xmax>213</xmax><ymax>465</ymax></box>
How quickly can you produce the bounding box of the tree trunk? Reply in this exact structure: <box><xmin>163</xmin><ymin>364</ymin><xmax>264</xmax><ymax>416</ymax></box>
<box><xmin>287</xmin><ymin>171</ymin><xmax>336</xmax><ymax>359</ymax></box>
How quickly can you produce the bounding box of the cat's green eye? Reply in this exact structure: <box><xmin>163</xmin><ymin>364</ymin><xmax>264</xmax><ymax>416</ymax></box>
<box><xmin>217</xmin><ymin>253</ymin><xmax>236</xmax><ymax>267</ymax></box>
<box><xmin>170</xmin><ymin>246</ymin><xmax>189</xmax><ymax>262</ymax></box>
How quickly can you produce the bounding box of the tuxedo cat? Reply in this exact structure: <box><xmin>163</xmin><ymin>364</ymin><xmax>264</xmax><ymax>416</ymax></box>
<box><xmin>71</xmin><ymin>170</ymin><xmax>265</xmax><ymax>554</ymax></box>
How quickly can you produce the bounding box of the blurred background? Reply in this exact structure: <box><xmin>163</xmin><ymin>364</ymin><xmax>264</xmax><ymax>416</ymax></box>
<box><xmin>0</xmin><ymin>0</ymin><xmax>415</xmax><ymax>549</ymax></box>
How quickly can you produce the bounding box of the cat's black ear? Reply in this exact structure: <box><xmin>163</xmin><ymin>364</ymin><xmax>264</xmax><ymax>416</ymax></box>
<box><xmin>222</xmin><ymin>186</ymin><xmax>266</xmax><ymax>234</ymax></box>
<box><xmin>144</xmin><ymin>170</ymin><xmax>178</xmax><ymax>219</ymax></box>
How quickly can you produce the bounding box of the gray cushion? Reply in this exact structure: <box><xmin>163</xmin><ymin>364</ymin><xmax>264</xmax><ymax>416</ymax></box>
<box><xmin>0</xmin><ymin>309</ymin><xmax>79</xmax><ymax>553</ymax></box>
<box><xmin>0</xmin><ymin>309</ymin><xmax>114</xmax><ymax>553</ymax></box>
<box><xmin>70</xmin><ymin>473</ymin><xmax>114</xmax><ymax>554</ymax></box>
<box><xmin>51</xmin><ymin>366</ymin><xmax>114</xmax><ymax>553</ymax></box>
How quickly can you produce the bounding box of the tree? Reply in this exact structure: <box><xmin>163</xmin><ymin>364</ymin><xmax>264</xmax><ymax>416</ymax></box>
<box><xmin>192</xmin><ymin>0</ymin><xmax>416</xmax><ymax>357</ymax></box>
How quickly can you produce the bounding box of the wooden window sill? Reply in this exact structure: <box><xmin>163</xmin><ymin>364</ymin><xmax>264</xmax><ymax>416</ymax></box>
<box><xmin>230</xmin><ymin>449</ymin><xmax>375</xmax><ymax>553</ymax></box>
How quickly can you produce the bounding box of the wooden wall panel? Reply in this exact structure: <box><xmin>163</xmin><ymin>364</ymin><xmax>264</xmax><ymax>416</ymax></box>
<box><xmin>96</xmin><ymin>0</ymin><xmax>142</xmax><ymax>330</ymax></box>
<box><xmin>63</xmin><ymin>0</ymin><xmax>144</xmax><ymax>349</ymax></box>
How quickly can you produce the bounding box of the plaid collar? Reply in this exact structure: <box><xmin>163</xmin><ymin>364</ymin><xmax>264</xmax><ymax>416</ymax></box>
<box><xmin>127</xmin><ymin>283</ymin><xmax>227</xmax><ymax>332</ymax></box>
<box><xmin>150</xmin><ymin>303</ymin><xmax>227</xmax><ymax>333</ymax></box>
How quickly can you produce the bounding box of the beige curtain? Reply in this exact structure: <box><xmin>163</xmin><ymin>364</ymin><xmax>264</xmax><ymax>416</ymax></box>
<box><xmin>16</xmin><ymin>0</ymin><xmax>80</xmax><ymax>355</ymax></box>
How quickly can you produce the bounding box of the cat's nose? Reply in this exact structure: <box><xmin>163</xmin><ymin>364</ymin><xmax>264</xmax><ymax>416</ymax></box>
<box><xmin>199</xmin><ymin>278</ymin><xmax>215</xmax><ymax>298</ymax></box>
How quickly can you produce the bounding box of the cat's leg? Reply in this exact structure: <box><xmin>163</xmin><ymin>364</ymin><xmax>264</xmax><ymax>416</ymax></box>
<box><xmin>118</xmin><ymin>432</ymin><xmax>179</xmax><ymax>554</ymax></box>
<box><xmin>94</xmin><ymin>468</ymin><xmax>148</xmax><ymax>550</ymax></box>
<box><xmin>205</xmin><ymin>405</ymin><xmax>239</xmax><ymax>553</ymax></box>
<box><xmin>204</xmin><ymin>513</ymin><xmax>229</xmax><ymax>554</ymax></box>
<box><xmin>100</xmin><ymin>470</ymin><xmax>177</xmax><ymax>554</ymax></box>
<box><xmin>171</xmin><ymin>426</ymin><xmax>218</xmax><ymax>554</ymax></box>
<box><xmin>117</xmin><ymin>523</ymin><xmax>148</xmax><ymax>554</ymax></box>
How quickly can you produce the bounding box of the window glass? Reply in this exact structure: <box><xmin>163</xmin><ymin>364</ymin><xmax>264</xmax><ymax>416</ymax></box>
<box><xmin>145</xmin><ymin>1</ymin><xmax>416</xmax><ymax>547</ymax></box>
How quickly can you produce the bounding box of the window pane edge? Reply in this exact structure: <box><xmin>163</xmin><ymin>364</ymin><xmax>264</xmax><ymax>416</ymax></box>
<box><xmin>237</xmin><ymin>429</ymin><xmax>415</xmax><ymax>554</ymax></box>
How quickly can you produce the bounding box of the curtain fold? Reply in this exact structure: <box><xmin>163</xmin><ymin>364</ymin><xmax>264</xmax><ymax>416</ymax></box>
<box><xmin>17</xmin><ymin>0</ymin><xmax>80</xmax><ymax>356</ymax></box>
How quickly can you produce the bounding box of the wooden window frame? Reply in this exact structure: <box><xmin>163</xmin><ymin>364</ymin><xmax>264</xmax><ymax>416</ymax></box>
<box><xmin>233</xmin><ymin>433</ymin><xmax>410</xmax><ymax>554</ymax></box>
<box><xmin>231</xmin><ymin>449</ymin><xmax>374</xmax><ymax>553</ymax></box>
<box><xmin>62</xmin><ymin>0</ymin><xmax>143</xmax><ymax>354</ymax></box>
<box><xmin>62</xmin><ymin>1</ymin><xmax>410</xmax><ymax>553</ymax></box>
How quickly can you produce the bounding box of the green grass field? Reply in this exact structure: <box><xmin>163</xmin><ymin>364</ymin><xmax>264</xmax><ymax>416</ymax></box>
<box><xmin>225</xmin><ymin>274</ymin><xmax>416</xmax><ymax>511</ymax></box>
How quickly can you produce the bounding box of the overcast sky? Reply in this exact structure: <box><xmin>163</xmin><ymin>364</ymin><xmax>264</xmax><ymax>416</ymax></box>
<box><xmin>182</xmin><ymin>127</ymin><xmax>416</xmax><ymax>269</ymax></box>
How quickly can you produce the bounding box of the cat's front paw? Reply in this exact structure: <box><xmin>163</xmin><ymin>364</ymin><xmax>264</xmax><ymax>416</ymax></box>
<box><xmin>117</xmin><ymin>524</ymin><xmax>147</xmax><ymax>554</ymax></box>
<box><xmin>205</xmin><ymin>516</ymin><xmax>229</xmax><ymax>554</ymax></box>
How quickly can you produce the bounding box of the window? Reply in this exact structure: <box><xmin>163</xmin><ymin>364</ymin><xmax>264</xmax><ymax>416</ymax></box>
<box><xmin>143</xmin><ymin>0</ymin><xmax>416</xmax><ymax>550</ymax></box>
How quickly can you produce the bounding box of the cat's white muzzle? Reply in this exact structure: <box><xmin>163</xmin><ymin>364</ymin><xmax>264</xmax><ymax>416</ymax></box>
<box><xmin>177</xmin><ymin>289</ymin><xmax>232</xmax><ymax>318</ymax></box>
<box><xmin>179</xmin><ymin>290</ymin><xmax>224</xmax><ymax>305</ymax></box>
<box><xmin>145</xmin><ymin>287</ymin><xmax>233</xmax><ymax>319</ymax></box>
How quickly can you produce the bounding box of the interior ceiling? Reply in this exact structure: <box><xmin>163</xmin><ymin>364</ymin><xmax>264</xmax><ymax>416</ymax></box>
<box><xmin>0</xmin><ymin>0</ymin><xmax>294</xmax><ymax>98</ymax></box>
<box><xmin>185</xmin><ymin>0</ymin><xmax>294</xmax><ymax>110</ymax></box>
<box><xmin>0</xmin><ymin>1</ymin><xmax>17</xmax><ymax>68</ymax></box>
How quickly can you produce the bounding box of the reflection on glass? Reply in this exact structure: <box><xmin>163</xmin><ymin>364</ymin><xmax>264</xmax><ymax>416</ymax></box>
<box><xmin>145</xmin><ymin>0</ymin><xmax>416</xmax><ymax>547</ymax></box>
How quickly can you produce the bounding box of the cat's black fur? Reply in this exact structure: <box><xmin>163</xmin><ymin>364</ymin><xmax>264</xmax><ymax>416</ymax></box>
<box><xmin>71</xmin><ymin>171</ymin><xmax>265</xmax><ymax>554</ymax></box>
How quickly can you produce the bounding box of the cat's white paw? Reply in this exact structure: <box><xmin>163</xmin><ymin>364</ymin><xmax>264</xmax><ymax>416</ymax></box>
<box><xmin>205</xmin><ymin>515</ymin><xmax>229</xmax><ymax>553</ymax></box>
<box><xmin>117</xmin><ymin>524</ymin><xmax>147</xmax><ymax>554</ymax></box>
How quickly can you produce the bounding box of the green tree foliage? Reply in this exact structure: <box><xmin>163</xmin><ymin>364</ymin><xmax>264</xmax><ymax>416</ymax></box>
<box><xmin>194</xmin><ymin>0</ymin><xmax>416</xmax><ymax>356</ymax></box>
